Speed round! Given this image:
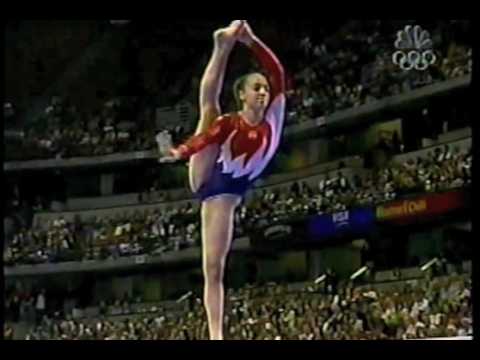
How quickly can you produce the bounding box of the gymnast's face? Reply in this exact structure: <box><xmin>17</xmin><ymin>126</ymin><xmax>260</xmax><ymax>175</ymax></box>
<box><xmin>239</xmin><ymin>73</ymin><xmax>270</xmax><ymax>114</ymax></box>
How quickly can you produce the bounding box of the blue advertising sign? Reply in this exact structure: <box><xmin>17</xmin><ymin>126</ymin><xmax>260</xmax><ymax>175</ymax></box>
<box><xmin>307</xmin><ymin>208</ymin><xmax>375</xmax><ymax>240</ymax></box>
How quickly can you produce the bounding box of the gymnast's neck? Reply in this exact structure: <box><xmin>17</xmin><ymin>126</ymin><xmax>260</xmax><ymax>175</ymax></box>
<box><xmin>239</xmin><ymin>108</ymin><xmax>265</xmax><ymax>126</ymax></box>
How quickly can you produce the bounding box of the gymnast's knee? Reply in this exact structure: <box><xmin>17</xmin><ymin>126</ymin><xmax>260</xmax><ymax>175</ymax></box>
<box><xmin>204</xmin><ymin>256</ymin><xmax>225</xmax><ymax>285</ymax></box>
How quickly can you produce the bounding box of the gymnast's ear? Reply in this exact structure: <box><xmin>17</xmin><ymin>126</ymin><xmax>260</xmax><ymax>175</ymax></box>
<box><xmin>233</xmin><ymin>74</ymin><xmax>249</xmax><ymax>109</ymax></box>
<box><xmin>238</xmin><ymin>89</ymin><xmax>247</xmax><ymax>102</ymax></box>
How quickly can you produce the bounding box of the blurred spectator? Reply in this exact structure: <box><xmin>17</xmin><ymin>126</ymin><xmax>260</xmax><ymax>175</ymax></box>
<box><xmin>35</xmin><ymin>289</ymin><xmax>47</xmax><ymax>325</ymax></box>
<box><xmin>4</xmin><ymin>324</ymin><xmax>15</xmax><ymax>340</ymax></box>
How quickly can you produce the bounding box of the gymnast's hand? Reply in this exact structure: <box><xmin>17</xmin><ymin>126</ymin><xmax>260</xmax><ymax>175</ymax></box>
<box><xmin>237</xmin><ymin>21</ymin><xmax>256</xmax><ymax>46</ymax></box>
<box><xmin>158</xmin><ymin>148</ymin><xmax>182</xmax><ymax>163</ymax></box>
<box><xmin>156</xmin><ymin>131</ymin><xmax>182</xmax><ymax>163</ymax></box>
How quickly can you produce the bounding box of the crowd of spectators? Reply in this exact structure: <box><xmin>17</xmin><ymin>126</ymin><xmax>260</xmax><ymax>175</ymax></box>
<box><xmin>5</xmin><ymin>21</ymin><xmax>471</xmax><ymax>161</ymax></box>
<box><xmin>4</xmin><ymin>285</ymin><xmax>161</xmax><ymax>327</ymax></box>
<box><xmin>4</xmin><ymin>142</ymin><xmax>471</xmax><ymax>267</ymax></box>
<box><xmin>5</xmin><ymin>96</ymin><xmax>161</xmax><ymax>161</ymax></box>
<box><xmin>5</xmin><ymin>20</ymin><xmax>208</xmax><ymax>162</ymax></box>
<box><xmin>244</xmin><ymin>144</ymin><xmax>472</xmax><ymax>227</ymax></box>
<box><xmin>4</xmin><ymin>95</ymin><xmax>192</xmax><ymax>162</ymax></box>
<box><xmin>286</xmin><ymin>20</ymin><xmax>472</xmax><ymax>125</ymax></box>
<box><xmin>13</xmin><ymin>274</ymin><xmax>471</xmax><ymax>340</ymax></box>
<box><xmin>3</xmin><ymin>201</ymin><xmax>207</xmax><ymax>266</ymax></box>
<box><xmin>4</xmin><ymin>288</ymin><xmax>48</xmax><ymax>325</ymax></box>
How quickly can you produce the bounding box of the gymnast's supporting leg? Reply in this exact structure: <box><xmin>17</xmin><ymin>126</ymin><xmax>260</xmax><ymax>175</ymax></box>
<box><xmin>201</xmin><ymin>194</ymin><xmax>241</xmax><ymax>340</ymax></box>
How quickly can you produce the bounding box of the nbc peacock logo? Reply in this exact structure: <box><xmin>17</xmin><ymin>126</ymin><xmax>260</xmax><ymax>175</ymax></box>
<box><xmin>392</xmin><ymin>25</ymin><xmax>437</xmax><ymax>71</ymax></box>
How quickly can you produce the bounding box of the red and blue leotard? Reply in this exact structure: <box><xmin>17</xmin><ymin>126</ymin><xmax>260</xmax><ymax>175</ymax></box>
<box><xmin>173</xmin><ymin>38</ymin><xmax>286</xmax><ymax>202</ymax></box>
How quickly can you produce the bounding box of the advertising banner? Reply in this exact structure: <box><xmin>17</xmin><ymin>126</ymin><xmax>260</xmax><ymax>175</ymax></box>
<box><xmin>307</xmin><ymin>208</ymin><xmax>376</xmax><ymax>240</ymax></box>
<box><xmin>376</xmin><ymin>191</ymin><xmax>467</xmax><ymax>224</ymax></box>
